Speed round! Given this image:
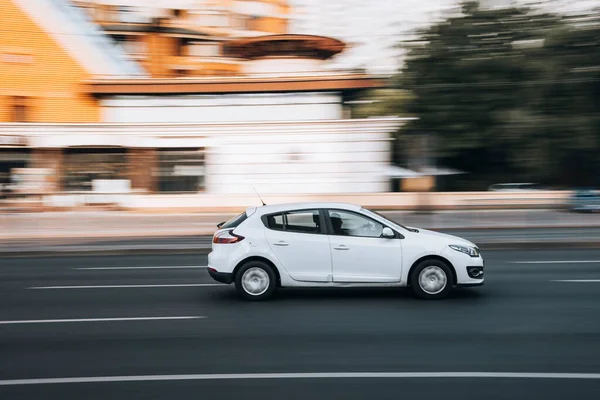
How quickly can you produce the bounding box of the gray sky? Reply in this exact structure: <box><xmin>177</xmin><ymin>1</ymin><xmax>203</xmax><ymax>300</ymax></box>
<box><xmin>288</xmin><ymin>0</ymin><xmax>461</xmax><ymax>74</ymax></box>
<box><xmin>288</xmin><ymin>0</ymin><xmax>600</xmax><ymax>74</ymax></box>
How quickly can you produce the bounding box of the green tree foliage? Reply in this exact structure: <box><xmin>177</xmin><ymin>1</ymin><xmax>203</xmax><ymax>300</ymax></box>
<box><xmin>349</xmin><ymin>89</ymin><xmax>412</xmax><ymax>119</ymax></box>
<box><xmin>396</xmin><ymin>1</ymin><xmax>600</xmax><ymax>189</ymax></box>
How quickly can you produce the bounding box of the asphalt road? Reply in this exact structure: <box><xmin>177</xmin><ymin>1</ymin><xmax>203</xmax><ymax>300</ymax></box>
<box><xmin>2</xmin><ymin>250</ymin><xmax>600</xmax><ymax>399</ymax></box>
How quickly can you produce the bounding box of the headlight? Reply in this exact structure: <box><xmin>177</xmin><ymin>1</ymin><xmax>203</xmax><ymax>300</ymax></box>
<box><xmin>449</xmin><ymin>244</ymin><xmax>480</xmax><ymax>257</ymax></box>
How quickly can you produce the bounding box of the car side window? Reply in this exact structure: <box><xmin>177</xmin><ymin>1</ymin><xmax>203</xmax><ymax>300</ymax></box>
<box><xmin>285</xmin><ymin>210</ymin><xmax>321</xmax><ymax>234</ymax></box>
<box><xmin>264</xmin><ymin>210</ymin><xmax>321</xmax><ymax>234</ymax></box>
<box><xmin>265</xmin><ymin>213</ymin><xmax>285</xmax><ymax>231</ymax></box>
<box><xmin>327</xmin><ymin>210</ymin><xmax>384</xmax><ymax>238</ymax></box>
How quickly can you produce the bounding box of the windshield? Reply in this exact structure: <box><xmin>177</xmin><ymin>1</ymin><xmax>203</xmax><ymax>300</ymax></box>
<box><xmin>360</xmin><ymin>208</ymin><xmax>411</xmax><ymax>231</ymax></box>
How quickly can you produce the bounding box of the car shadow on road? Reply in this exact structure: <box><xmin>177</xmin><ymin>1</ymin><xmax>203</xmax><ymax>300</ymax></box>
<box><xmin>205</xmin><ymin>286</ymin><xmax>486</xmax><ymax>303</ymax></box>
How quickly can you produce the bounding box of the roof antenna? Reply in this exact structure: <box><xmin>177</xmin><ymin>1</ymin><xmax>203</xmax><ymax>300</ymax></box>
<box><xmin>253</xmin><ymin>186</ymin><xmax>266</xmax><ymax>206</ymax></box>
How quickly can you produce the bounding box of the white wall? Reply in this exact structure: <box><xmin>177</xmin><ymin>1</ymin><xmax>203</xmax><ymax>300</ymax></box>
<box><xmin>205</xmin><ymin>129</ymin><xmax>393</xmax><ymax>194</ymax></box>
<box><xmin>243</xmin><ymin>58</ymin><xmax>325</xmax><ymax>75</ymax></box>
<box><xmin>101</xmin><ymin>92</ymin><xmax>343</xmax><ymax>123</ymax></box>
<box><xmin>3</xmin><ymin>117</ymin><xmax>405</xmax><ymax>194</ymax></box>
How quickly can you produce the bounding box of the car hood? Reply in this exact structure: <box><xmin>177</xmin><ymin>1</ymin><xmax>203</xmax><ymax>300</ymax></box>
<box><xmin>407</xmin><ymin>227</ymin><xmax>477</xmax><ymax>248</ymax></box>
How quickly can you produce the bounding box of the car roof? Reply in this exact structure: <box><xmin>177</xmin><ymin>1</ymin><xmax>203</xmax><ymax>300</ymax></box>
<box><xmin>249</xmin><ymin>202</ymin><xmax>362</xmax><ymax>216</ymax></box>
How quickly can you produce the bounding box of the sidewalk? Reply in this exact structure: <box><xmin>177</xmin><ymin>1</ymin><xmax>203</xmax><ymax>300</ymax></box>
<box><xmin>2</xmin><ymin>209</ymin><xmax>600</xmax><ymax>256</ymax></box>
<box><xmin>2</xmin><ymin>209</ymin><xmax>600</xmax><ymax>240</ymax></box>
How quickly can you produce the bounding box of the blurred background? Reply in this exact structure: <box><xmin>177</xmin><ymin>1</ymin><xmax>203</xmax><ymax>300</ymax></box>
<box><xmin>1</xmin><ymin>0</ymin><xmax>600</xmax><ymax>217</ymax></box>
<box><xmin>4</xmin><ymin>3</ymin><xmax>600</xmax><ymax>399</ymax></box>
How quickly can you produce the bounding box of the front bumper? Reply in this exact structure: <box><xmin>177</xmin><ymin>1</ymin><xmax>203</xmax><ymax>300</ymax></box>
<box><xmin>466</xmin><ymin>266</ymin><xmax>484</xmax><ymax>279</ymax></box>
<box><xmin>457</xmin><ymin>280</ymin><xmax>485</xmax><ymax>288</ymax></box>
<box><xmin>207</xmin><ymin>267</ymin><xmax>234</xmax><ymax>284</ymax></box>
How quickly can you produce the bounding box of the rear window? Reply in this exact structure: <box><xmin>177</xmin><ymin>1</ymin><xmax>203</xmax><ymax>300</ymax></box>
<box><xmin>220</xmin><ymin>212</ymin><xmax>248</xmax><ymax>230</ymax></box>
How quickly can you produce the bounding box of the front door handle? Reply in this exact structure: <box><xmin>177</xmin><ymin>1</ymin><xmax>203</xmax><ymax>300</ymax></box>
<box><xmin>334</xmin><ymin>245</ymin><xmax>349</xmax><ymax>250</ymax></box>
<box><xmin>273</xmin><ymin>241</ymin><xmax>289</xmax><ymax>247</ymax></box>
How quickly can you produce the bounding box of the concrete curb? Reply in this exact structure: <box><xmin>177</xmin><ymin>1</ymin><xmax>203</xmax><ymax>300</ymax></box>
<box><xmin>2</xmin><ymin>241</ymin><xmax>600</xmax><ymax>258</ymax></box>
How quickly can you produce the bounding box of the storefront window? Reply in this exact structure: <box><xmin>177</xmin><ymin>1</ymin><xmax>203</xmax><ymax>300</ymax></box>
<box><xmin>0</xmin><ymin>149</ymin><xmax>30</xmax><ymax>197</ymax></box>
<box><xmin>62</xmin><ymin>148</ymin><xmax>128</xmax><ymax>191</ymax></box>
<box><xmin>156</xmin><ymin>148</ymin><xmax>205</xmax><ymax>193</ymax></box>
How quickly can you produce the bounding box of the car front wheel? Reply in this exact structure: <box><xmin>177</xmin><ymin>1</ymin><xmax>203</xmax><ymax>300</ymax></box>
<box><xmin>410</xmin><ymin>260</ymin><xmax>453</xmax><ymax>300</ymax></box>
<box><xmin>235</xmin><ymin>261</ymin><xmax>276</xmax><ymax>301</ymax></box>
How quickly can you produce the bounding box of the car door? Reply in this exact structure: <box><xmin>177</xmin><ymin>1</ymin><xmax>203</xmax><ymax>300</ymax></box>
<box><xmin>263</xmin><ymin>209</ymin><xmax>332</xmax><ymax>282</ymax></box>
<box><xmin>326</xmin><ymin>209</ymin><xmax>403</xmax><ymax>283</ymax></box>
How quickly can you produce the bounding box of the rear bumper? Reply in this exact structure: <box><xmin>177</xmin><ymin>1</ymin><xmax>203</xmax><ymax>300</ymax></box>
<box><xmin>207</xmin><ymin>268</ymin><xmax>234</xmax><ymax>284</ymax></box>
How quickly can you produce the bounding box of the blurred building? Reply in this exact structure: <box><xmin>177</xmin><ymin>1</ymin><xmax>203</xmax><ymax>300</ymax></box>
<box><xmin>72</xmin><ymin>0</ymin><xmax>291</xmax><ymax>77</ymax></box>
<box><xmin>1</xmin><ymin>0</ymin><xmax>405</xmax><ymax>200</ymax></box>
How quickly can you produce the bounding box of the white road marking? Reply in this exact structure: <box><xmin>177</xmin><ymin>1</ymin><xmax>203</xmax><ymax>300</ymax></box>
<box><xmin>28</xmin><ymin>284</ymin><xmax>224</xmax><ymax>290</ymax></box>
<box><xmin>75</xmin><ymin>266</ymin><xmax>208</xmax><ymax>270</ymax></box>
<box><xmin>552</xmin><ymin>280</ymin><xmax>600</xmax><ymax>283</ymax></box>
<box><xmin>511</xmin><ymin>260</ymin><xmax>600</xmax><ymax>264</ymax></box>
<box><xmin>0</xmin><ymin>316</ymin><xmax>205</xmax><ymax>325</ymax></box>
<box><xmin>2</xmin><ymin>372</ymin><xmax>600</xmax><ymax>386</ymax></box>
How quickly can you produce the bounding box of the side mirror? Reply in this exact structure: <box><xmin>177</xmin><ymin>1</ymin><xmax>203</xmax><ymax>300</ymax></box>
<box><xmin>382</xmin><ymin>227</ymin><xmax>395</xmax><ymax>238</ymax></box>
<box><xmin>217</xmin><ymin>222</ymin><xmax>225</xmax><ymax>229</ymax></box>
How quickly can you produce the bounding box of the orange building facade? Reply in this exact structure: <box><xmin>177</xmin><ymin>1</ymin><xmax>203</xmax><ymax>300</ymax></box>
<box><xmin>0</xmin><ymin>0</ymin><xmax>294</xmax><ymax>124</ymax></box>
<box><xmin>1</xmin><ymin>0</ymin><xmax>101</xmax><ymax>123</ymax></box>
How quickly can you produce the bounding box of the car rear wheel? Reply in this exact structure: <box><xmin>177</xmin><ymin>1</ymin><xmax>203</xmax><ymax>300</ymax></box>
<box><xmin>410</xmin><ymin>260</ymin><xmax>453</xmax><ymax>300</ymax></box>
<box><xmin>235</xmin><ymin>261</ymin><xmax>276</xmax><ymax>301</ymax></box>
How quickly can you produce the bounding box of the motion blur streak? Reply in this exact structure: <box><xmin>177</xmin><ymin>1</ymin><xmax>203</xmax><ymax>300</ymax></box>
<box><xmin>3</xmin><ymin>372</ymin><xmax>600</xmax><ymax>386</ymax></box>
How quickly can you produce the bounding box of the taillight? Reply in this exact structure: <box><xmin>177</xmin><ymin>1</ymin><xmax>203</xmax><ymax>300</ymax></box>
<box><xmin>213</xmin><ymin>230</ymin><xmax>245</xmax><ymax>244</ymax></box>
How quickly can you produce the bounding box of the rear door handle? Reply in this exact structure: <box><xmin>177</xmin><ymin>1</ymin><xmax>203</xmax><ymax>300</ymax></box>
<box><xmin>273</xmin><ymin>241</ymin><xmax>289</xmax><ymax>247</ymax></box>
<box><xmin>334</xmin><ymin>245</ymin><xmax>349</xmax><ymax>250</ymax></box>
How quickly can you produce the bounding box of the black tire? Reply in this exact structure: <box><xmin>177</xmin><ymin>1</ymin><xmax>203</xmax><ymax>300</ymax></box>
<box><xmin>410</xmin><ymin>259</ymin><xmax>453</xmax><ymax>300</ymax></box>
<box><xmin>234</xmin><ymin>261</ymin><xmax>277</xmax><ymax>301</ymax></box>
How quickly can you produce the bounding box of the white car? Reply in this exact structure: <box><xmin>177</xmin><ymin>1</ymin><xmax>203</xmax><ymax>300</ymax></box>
<box><xmin>208</xmin><ymin>202</ymin><xmax>484</xmax><ymax>300</ymax></box>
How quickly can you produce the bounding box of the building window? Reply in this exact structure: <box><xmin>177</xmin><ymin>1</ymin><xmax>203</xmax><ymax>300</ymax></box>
<box><xmin>175</xmin><ymin>69</ymin><xmax>188</xmax><ymax>77</ymax></box>
<box><xmin>175</xmin><ymin>38</ymin><xmax>186</xmax><ymax>56</ymax></box>
<box><xmin>155</xmin><ymin>148</ymin><xmax>205</xmax><ymax>193</ymax></box>
<box><xmin>233</xmin><ymin>14</ymin><xmax>261</xmax><ymax>31</ymax></box>
<box><xmin>0</xmin><ymin>150</ymin><xmax>30</xmax><ymax>198</ymax></box>
<box><xmin>188</xmin><ymin>42</ymin><xmax>220</xmax><ymax>57</ymax></box>
<box><xmin>12</xmin><ymin>96</ymin><xmax>28</xmax><ymax>122</ymax></box>
<box><xmin>62</xmin><ymin>148</ymin><xmax>128</xmax><ymax>192</ymax></box>
<box><xmin>113</xmin><ymin>36</ymin><xmax>147</xmax><ymax>58</ymax></box>
<box><xmin>172</xmin><ymin>9</ymin><xmax>187</xmax><ymax>18</ymax></box>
